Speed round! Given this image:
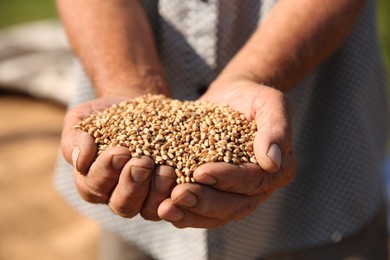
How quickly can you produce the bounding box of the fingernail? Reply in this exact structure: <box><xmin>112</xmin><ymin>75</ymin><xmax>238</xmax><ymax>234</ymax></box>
<box><xmin>194</xmin><ymin>174</ymin><xmax>217</xmax><ymax>185</ymax></box>
<box><xmin>131</xmin><ymin>166</ymin><xmax>152</xmax><ymax>183</ymax></box>
<box><xmin>154</xmin><ymin>168</ymin><xmax>176</xmax><ymax>193</ymax></box>
<box><xmin>164</xmin><ymin>206</ymin><xmax>184</xmax><ymax>222</ymax></box>
<box><xmin>267</xmin><ymin>143</ymin><xmax>282</xmax><ymax>170</ymax></box>
<box><xmin>111</xmin><ymin>155</ymin><xmax>130</xmax><ymax>170</ymax></box>
<box><xmin>72</xmin><ymin>146</ymin><xmax>80</xmax><ymax>171</ymax></box>
<box><xmin>177</xmin><ymin>191</ymin><xmax>198</xmax><ymax>208</ymax></box>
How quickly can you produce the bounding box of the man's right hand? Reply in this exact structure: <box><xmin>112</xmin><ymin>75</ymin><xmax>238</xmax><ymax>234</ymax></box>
<box><xmin>61</xmin><ymin>97</ymin><xmax>177</xmax><ymax>220</ymax></box>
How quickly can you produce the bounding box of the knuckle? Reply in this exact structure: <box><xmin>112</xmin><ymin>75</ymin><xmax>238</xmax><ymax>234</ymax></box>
<box><xmin>246</xmin><ymin>173</ymin><xmax>268</xmax><ymax>196</ymax></box>
<box><xmin>74</xmin><ymin>172</ymin><xmax>108</xmax><ymax>203</ymax></box>
<box><xmin>77</xmin><ymin>184</ymin><xmax>107</xmax><ymax>203</ymax></box>
<box><xmin>108</xmin><ymin>201</ymin><xmax>138</xmax><ymax>218</ymax></box>
<box><xmin>230</xmin><ymin>198</ymin><xmax>258</xmax><ymax>221</ymax></box>
<box><xmin>140</xmin><ymin>208</ymin><xmax>160</xmax><ymax>221</ymax></box>
<box><xmin>202</xmin><ymin>201</ymin><xmax>221</xmax><ymax>218</ymax></box>
<box><xmin>84</xmin><ymin>181</ymin><xmax>112</xmax><ymax>200</ymax></box>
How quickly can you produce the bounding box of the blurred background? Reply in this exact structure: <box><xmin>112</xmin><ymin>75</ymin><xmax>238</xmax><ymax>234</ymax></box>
<box><xmin>0</xmin><ymin>1</ymin><xmax>99</xmax><ymax>260</ymax></box>
<box><xmin>0</xmin><ymin>1</ymin><xmax>389</xmax><ymax>260</ymax></box>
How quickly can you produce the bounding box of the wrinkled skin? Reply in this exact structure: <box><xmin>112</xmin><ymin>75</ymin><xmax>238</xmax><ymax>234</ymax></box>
<box><xmin>61</xmin><ymin>78</ymin><xmax>296</xmax><ymax>228</ymax></box>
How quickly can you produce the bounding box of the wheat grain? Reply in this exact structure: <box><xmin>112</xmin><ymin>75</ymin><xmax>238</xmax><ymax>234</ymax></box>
<box><xmin>74</xmin><ymin>94</ymin><xmax>258</xmax><ymax>184</ymax></box>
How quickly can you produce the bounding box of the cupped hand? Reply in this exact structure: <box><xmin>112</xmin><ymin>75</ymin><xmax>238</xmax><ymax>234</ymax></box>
<box><xmin>158</xmin><ymin>154</ymin><xmax>295</xmax><ymax>228</ymax></box>
<box><xmin>61</xmin><ymin>96</ymin><xmax>177</xmax><ymax>220</ymax></box>
<box><xmin>201</xmin><ymin>76</ymin><xmax>293</xmax><ymax>173</ymax></box>
<box><xmin>157</xmin><ymin>76</ymin><xmax>297</xmax><ymax>228</ymax></box>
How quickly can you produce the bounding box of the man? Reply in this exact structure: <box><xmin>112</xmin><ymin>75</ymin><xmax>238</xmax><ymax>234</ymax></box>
<box><xmin>55</xmin><ymin>0</ymin><xmax>389</xmax><ymax>259</ymax></box>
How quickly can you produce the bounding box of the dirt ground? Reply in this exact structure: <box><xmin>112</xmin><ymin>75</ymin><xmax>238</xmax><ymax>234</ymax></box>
<box><xmin>0</xmin><ymin>94</ymin><xmax>99</xmax><ymax>260</ymax></box>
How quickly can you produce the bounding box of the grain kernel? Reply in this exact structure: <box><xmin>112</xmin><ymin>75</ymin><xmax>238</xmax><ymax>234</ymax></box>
<box><xmin>74</xmin><ymin>94</ymin><xmax>258</xmax><ymax>184</ymax></box>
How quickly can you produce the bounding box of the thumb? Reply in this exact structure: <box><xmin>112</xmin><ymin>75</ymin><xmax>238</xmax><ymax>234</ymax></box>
<box><xmin>61</xmin><ymin>104</ymin><xmax>97</xmax><ymax>174</ymax></box>
<box><xmin>252</xmin><ymin>90</ymin><xmax>292</xmax><ymax>173</ymax></box>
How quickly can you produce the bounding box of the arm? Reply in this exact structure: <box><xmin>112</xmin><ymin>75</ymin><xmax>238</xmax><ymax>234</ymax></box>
<box><xmin>158</xmin><ymin>0</ymin><xmax>367</xmax><ymax>228</ymax></box>
<box><xmin>219</xmin><ymin>0</ymin><xmax>367</xmax><ymax>92</ymax></box>
<box><xmin>58</xmin><ymin>0</ymin><xmax>175</xmax><ymax>220</ymax></box>
<box><xmin>56</xmin><ymin>0</ymin><xmax>170</xmax><ymax>97</ymax></box>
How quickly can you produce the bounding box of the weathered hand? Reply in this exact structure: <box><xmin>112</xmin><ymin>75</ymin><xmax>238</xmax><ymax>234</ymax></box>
<box><xmin>201</xmin><ymin>76</ymin><xmax>293</xmax><ymax>173</ymax></box>
<box><xmin>157</xmin><ymin>77</ymin><xmax>296</xmax><ymax>228</ymax></box>
<box><xmin>61</xmin><ymin>97</ymin><xmax>176</xmax><ymax>220</ymax></box>
<box><xmin>158</xmin><ymin>154</ymin><xmax>295</xmax><ymax>228</ymax></box>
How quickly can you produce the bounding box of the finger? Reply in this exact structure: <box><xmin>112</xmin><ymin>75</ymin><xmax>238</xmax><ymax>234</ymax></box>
<box><xmin>158</xmin><ymin>187</ymin><xmax>271</xmax><ymax>228</ymax></box>
<box><xmin>61</xmin><ymin>99</ymin><xmax>124</xmax><ymax>173</ymax></box>
<box><xmin>158</xmin><ymin>198</ymin><xmax>226</xmax><ymax>229</ymax></box>
<box><xmin>193</xmin><ymin>152</ymin><xmax>296</xmax><ymax>196</ymax></box>
<box><xmin>108</xmin><ymin>156</ymin><xmax>154</xmax><ymax>218</ymax></box>
<box><xmin>61</xmin><ymin>103</ymin><xmax>98</xmax><ymax>174</ymax></box>
<box><xmin>252</xmin><ymin>88</ymin><xmax>292</xmax><ymax>173</ymax></box>
<box><xmin>140</xmin><ymin>166</ymin><xmax>177</xmax><ymax>221</ymax></box>
<box><xmin>193</xmin><ymin>162</ymin><xmax>265</xmax><ymax>195</ymax></box>
<box><xmin>171</xmin><ymin>184</ymin><xmax>264</xmax><ymax>221</ymax></box>
<box><xmin>74</xmin><ymin>146</ymin><xmax>131</xmax><ymax>203</ymax></box>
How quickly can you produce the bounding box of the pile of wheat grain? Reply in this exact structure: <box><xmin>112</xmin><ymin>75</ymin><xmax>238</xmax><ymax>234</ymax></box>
<box><xmin>75</xmin><ymin>94</ymin><xmax>257</xmax><ymax>184</ymax></box>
